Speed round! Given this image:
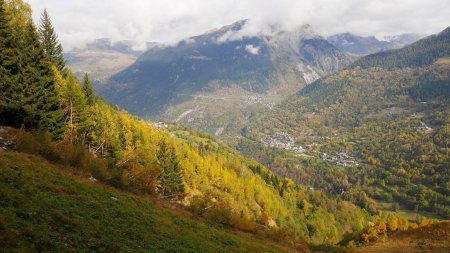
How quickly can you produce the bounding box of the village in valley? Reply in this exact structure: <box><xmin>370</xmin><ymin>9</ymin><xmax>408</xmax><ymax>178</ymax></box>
<box><xmin>261</xmin><ymin>131</ymin><xmax>360</xmax><ymax>167</ymax></box>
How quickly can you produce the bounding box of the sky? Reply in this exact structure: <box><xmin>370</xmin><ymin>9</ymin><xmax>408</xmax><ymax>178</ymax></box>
<box><xmin>26</xmin><ymin>0</ymin><xmax>450</xmax><ymax>51</ymax></box>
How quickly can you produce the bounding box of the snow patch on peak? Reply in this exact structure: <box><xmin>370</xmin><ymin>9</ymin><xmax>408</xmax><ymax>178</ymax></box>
<box><xmin>245</xmin><ymin>45</ymin><xmax>260</xmax><ymax>55</ymax></box>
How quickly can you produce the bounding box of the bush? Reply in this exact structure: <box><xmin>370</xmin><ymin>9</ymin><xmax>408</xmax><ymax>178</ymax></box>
<box><xmin>121</xmin><ymin>163</ymin><xmax>158</xmax><ymax>195</ymax></box>
<box><xmin>56</xmin><ymin>140</ymin><xmax>88</xmax><ymax>167</ymax></box>
<box><xmin>16</xmin><ymin>130</ymin><xmax>58</xmax><ymax>160</ymax></box>
<box><xmin>16</xmin><ymin>130</ymin><xmax>109</xmax><ymax>181</ymax></box>
<box><xmin>271</xmin><ymin>227</ymin><xmax>294</xmax><ymax>244</ymax></box>
<box><xmin>188</xmin><ymin>196</ymin><xmax>211</xmax><ymax>215</ymax></box>
<box><xmin>230</xmin><ymin>213</ymin><xmax>257</xmax><ymax>233</ymax></box>
<box><xmin>386</xmin><ymin>214</ymin><xmax>399</xmax><ymax>232</ymax></box>
<box><xmin>86</xmin><ymin>156</ymin><xmax>109</xmax><ymax>181</ymax></box>
<box><xmin>205</xmin><ymin>203</ymin><xmax>232</xmax><ymax>225</ymax></box>
<box><xmin>408</xmin><ymin>223</ymin><xmax>419</xmax><ymax>229</ymax></box>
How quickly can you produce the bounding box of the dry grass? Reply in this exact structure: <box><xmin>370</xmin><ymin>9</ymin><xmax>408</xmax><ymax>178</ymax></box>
<box><xmin>357</xmin><ymin>221</ymin><xmax>450</xmax><ymax>253</ymax></box>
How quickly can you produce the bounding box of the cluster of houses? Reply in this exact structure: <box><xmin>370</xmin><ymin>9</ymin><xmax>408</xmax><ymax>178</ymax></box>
<box><xmin>262</xmin><ymin>131</ymin><xmax>360</xmax><ymax>167</ymax></box>
<box><xmin>154</xmin><ymin>122</ymin><xmax>168</xmax><ymax>130</ymax></box>
<box><xmin>415</xmin><ymin>122</ymin><xmax>432</xmax><ymax>132</ymax></box>
<box><xmin>261</xmin><ymin>132</ymin><xmax>306</xmax><ymax>154</ymax></box>
<box><xmin>244</xmin><ymin>95</ymin><xmax>265</xmax><ymax>104</ymax></box>
<box><xmin>320</xmin><ymin>152</ymin><xmax>360</xmax><ymax>167</ymax></box>
<box><xmin>242</xmin><ymin>95</ymin><xmax>275</xmax><ymax>109</ymax></box>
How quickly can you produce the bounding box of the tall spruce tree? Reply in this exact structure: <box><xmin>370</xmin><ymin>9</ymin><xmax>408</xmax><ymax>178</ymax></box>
<box><xmin>0</xmin><ymin>0</ymin><xmax>22</xmax><ymax>126</ymax></box>
<box><xmin>20</xmin><ymin>22</ymin><xmax>65</xmax><ymax>137</ymax></box>
<box><xmin>1</xmin><ymin>1</ymin><xmax>64</xmax><ymax>136</ymax></box>
<box><xmin>82</xmin><ymin>73</ymin><xmax>95</xmax><ymax>105</ymax></box>
<box><xmin>157</xmin><ymin>139</ymin><xmax>185</xmax><ymax>197</ymax></box>
<box><xmin>38</xmin><ymin>9</ymin><xmax>65</xmax><ymax>73</ymax></box>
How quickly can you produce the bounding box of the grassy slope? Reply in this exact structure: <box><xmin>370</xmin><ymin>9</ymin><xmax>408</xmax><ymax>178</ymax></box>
<box><xmin>0</xmin><ymin>151</ymin><xmax>293</xmax><ymax>253</ymax></box>
<box><xmin>355</xmin><ymin>221</ymin><xmax>450</xmax><ymax>253</ymax></box>
<box><xmin>377</xmin><ymin>202</ymin><xmax>442</xmax><ymax>221</ymax></box>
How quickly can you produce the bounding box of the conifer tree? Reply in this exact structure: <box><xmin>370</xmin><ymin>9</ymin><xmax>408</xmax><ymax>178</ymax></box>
<box><xmin>0</xmin><ymin>0</ymin><xmax>21</xmax><ymax>126</ymax></box>
<box><xmin>1</xmin><ymin>1</ymin><xmax>64</xmax><ymax>137</ymax></box>
<box><xmin>60</xmin><ymin>70</ymin><xmax>92</xmax><ymax>143</ymax></box>
<box><xmin>20</xmin><ymin>22</ymin><xmax>65</xmax><ymax>137</ymax></box>
<box><xmin>157</xmin><ymin>139</ymin><xmax>185</xmax><ymax>196</ymax></box>
<box><xmin>82</xmin><ymin>73</ymin><xmax>95</xmax><ymax>105</ymax></box>
<box><xmin>38</xmin><ymin>9</ymin><xmax>65</xmax><ymax>73</ymax></box>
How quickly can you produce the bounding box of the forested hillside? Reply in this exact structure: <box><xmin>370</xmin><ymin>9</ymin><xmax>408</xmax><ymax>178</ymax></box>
<box><xmin>234</xmin><ymin>27</ymin><xmax>450</xmax><ymax>220</ymax></box>
<box><xmin>352</xmin><ymin>27</ymin><xmax>450</xmax><ymax>69</ymax></box>
<box><xmin>0</xmin><ymin>150</ymin><xmax>293</xmax><ymax>253</ymax></box>
<box><xmin>0</xmin><ymin>1</ymin><xmax>412</xmax><ymax>251</ymax></box>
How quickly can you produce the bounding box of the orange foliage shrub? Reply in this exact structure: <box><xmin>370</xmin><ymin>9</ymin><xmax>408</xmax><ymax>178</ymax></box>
<box><xmin>386</xmin><ymin>214</ymin><xmax>398</xmax><ymax>232</ymax></box>
<box><xmin>376</xmin><ymin>221</ymin><xmax>387</xmax><ymax>234</ymax></box>
<box><xmin>16</xmin><ymin>130</ymin><xmax>109</xmax><ymax>180</ymax></box>
<box><xmin>230</xmin><ymin>213</ymin><xmax>257</xmax><ymax>233</ymax></box>
<box><xmin>409</xmin><ymin>223</ymin><xmax>419</xmax><ymax>229</ymax></box>
<box><xmin>122</xmin><ymin>163</ymin><xmax>158</xmax><ymax>195</ymax></box>
<box><xmin>398</xmin><ymin>218</ymin><xmax>409</xmax><ymax>231</ymax></box>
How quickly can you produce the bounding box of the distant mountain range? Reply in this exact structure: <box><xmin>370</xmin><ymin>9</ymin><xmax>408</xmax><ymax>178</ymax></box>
<box><xmin>65</xmin><ymin>38</ymin><xmax>159</xmax><ymax>81</ymax></box>
<box><xmin>95</xmin><ymin>20</ymin><xmax>353</xmax><ymax>134</ymax></box>
<box><xmin>68</xmin><ymin>21</ymin><xmax>425</xmax><ymax>136</ymax></box>
<box><xmin>327</xmin><ymin>33</ymin><xmax>420</xmax><ymax>56</ymax></box>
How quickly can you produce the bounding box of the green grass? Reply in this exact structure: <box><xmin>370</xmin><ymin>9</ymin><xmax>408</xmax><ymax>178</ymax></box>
<box><xmin>0</xmin><ymin>151</ymin><xmax>290</xmax><ymax>253</ymax></box>
<box><xmin>377</xmin><ymin>202</ymin><xmax>443</xmax><ymax>221</ymax></box>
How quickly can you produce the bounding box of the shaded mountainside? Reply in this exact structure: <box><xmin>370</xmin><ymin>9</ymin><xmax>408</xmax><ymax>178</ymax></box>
<box><xmin>327</xmin><ymin>33</ymin><xmax>420</xmax><ymax>56</ymax></box>
<box><xmin>98</xmin><ymin>21</ymin><xmax>352</xmax><ymax>124</ymax></box>
<box><xmin>233</xmin><ymin>26</ymin><xmax>450</xmax><ymax>219</ymax></box>
<box><xmin>108</xmin><ymin>35</ymin><xmax>274</xmax><ymax>115</ymax></box>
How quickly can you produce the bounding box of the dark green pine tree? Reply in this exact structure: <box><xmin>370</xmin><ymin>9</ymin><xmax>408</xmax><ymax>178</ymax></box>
<box><xmin>19</xmin><ymin>22</ymin><xmax>65</xmax><ymax>138</ymax></box>
<box><xmin>81</xmin><ymin>73</ymin><xmax>95</xmax><ymax>105</ymax></box>
<box><xmin>157</xmin><ymin>139</ymin><xmax>185</xmax><ymax>197</ymax></box>
<box><xmin>38</xmin><ymin>9</ymin><xmax>65</xmax><ymax>73</ymax></box>
<box><xmin>0</xmin><ymin>0</ymin><xmax>24</xmax><ymax>126</ymax></box>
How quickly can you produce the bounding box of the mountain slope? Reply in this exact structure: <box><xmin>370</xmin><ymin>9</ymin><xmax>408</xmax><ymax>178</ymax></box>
<box><xmin>65</xmin><ymin>38</ymin><xmax>158</xmax><ymax>81</ymax></box>
<box><xmin>233</xmin><ymin>26</ymin><xmax>450</xmax><ymax>219</ymax></box>
<box><xmin>0</xmin><ymin>150</ymin><xmax>293</xmax><ymax>253</ymax></box>
<box><xmin>0</xmin><ymin>2</ymin><xmax>435</xmax><ymax>251</ymax></box>
<box><xmin>97</xmin><ymin>21</ymin><xmax>352</xmax><ymax>134</ymax></box>
<box><xmin>327</xmin><ymin>33</ymin><xmax>420</xmax><ymax>56</ymax></box>
<box><xmin>356</xmin><ymin>221</ymin><xmax>450</xmax><ymax>253</ymax></box>
<box><xmin>353</xmin><ymin>27</ymin><xmax>450</xmax><ymax>69</ymax></box>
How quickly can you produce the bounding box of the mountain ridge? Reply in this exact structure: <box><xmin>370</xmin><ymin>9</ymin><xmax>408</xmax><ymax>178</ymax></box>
<box><xmin>65</xmin><ymin>38</ymin><xmax>159</xmax><ymax>81</ymax></box>
<box><xmin>96</xmin><ymin>20</ymin><xmax>353</xmax><ymax>136</ymax></box>
<box><xmin>327</xmin><ymin>32</ymin><xmax>420</xmax><ymax>56</ymax></box>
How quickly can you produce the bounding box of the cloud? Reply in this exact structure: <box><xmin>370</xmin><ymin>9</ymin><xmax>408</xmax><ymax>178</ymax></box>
<box><xmin>245</xmin><ymin>45</ymin><xmax>260</xmax><ymax>55</ymax></box>
<box><xmin>26</xmin><ymin>0</ymin><xmax>450</xmax><ymax>51</ymax></box>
